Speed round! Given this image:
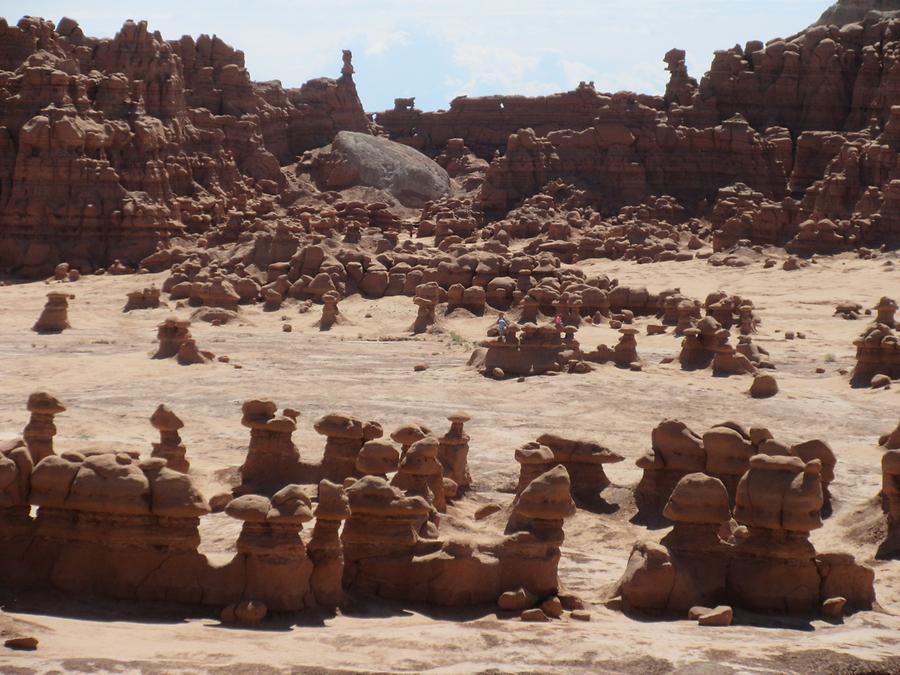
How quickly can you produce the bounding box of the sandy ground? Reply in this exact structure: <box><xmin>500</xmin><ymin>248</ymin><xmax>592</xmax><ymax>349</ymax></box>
<box><xmin>0</xmin><ymin>254</ymin><xmax>898</xmax><ymax>673</ymax></box>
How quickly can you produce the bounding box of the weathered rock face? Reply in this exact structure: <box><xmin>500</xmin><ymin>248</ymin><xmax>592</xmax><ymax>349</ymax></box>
<box><xmin>0</xmin><ymin>16</ymin><xmax>369</xmax><ymax>276</ymax></box>
<box><xmin>342</xmin><ymin>463</ymin><xmax>575</xmax><ymax>606</ymax></box>
<box><xmin>370</xmin><ymin>9</ymin><xmax>900</xmax><ymax>250</ymax></box>
<box><xmin>477</xmin><ymin>111</ymin><xmax>787</xmax><ymax>216</ymax></box>
<box><xmin>310</xmin><ymin>131</ymin><xmax>450</xmax><ymax>207</ymax></box>
<box><xmin>374</xmin><ymin>83</ymin><xmax>619</xmax><ymax>159</ymax></box>
<box><xmin>23</xmin><ymin>450</ymin><xmax>212</xmax><ymax>603</ymax></box>
<box><xmin>437</xmin><ymin>412</ymin><xmax>472</xmax><ymax>494</ymax></box>
<box><xmin>882</xmin><ymin>449</ymin><xmax>900</xmax><ymax>558</ymax></box>
<box><xmin>0</xmin><ymin>437</ymin><xmax>349</xmax><ymax>612</ymax></box>
<box><xmin>124</xmin><ymin>286</ymin><xmax>161</xmax><ymax>311</ymax></box>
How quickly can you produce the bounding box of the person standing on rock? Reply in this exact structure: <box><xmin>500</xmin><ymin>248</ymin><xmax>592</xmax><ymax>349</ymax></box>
<box><xmin>554</xmin><ymin>314</ymin><xmax>562</xmax><ymax>331</ymax></box>
<box><xmin>498</xmin><ymin>314</ymin><xmax>508</xmax><ymax>342</ymax></box>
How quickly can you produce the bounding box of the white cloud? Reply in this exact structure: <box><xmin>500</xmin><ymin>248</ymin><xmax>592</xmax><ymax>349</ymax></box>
<box><xmin>363</xmin><ymin>28</ymin><xmax>409</xmax><ymax>56</ymax></box>
<box><xmin>445</xmin><ymin>44</ymin><xmax>562</xmax><ymax>99</ymax></box>
<box><xmin>561</xmin><ymin>60</ymin><xmax>597</xmax><ymax>88</ymax></box>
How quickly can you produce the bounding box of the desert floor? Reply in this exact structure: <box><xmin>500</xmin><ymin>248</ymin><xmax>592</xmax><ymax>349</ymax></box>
<box><xmin>0</xmin><ymin>254</ymin><xmax>898</xmax><ymax>674</ymax></box>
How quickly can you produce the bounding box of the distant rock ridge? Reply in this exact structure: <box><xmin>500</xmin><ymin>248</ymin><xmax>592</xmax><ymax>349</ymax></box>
<box><xmin>813</xmin><ymin>0</ymin><xmax>900</xmax><ymax>27</ymax></box>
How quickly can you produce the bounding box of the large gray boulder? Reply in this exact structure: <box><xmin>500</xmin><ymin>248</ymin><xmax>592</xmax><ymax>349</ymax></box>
<box><xmin>313</xmin><ymin>131</ymin><xmax>450</xmax><ymax>206</ymax></box>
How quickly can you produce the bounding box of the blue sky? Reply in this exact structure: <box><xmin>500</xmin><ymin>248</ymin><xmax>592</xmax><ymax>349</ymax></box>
<box><xmin>7</xmin><ymin>1</ymin><xmax>830</xmax><ymax>111</ymax></box>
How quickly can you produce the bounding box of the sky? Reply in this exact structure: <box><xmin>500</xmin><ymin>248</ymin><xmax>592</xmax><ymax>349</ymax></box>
<box><xmin>6</xmin><ymin>1</ymin><xmax>832</xmax><ymax>112</ymax></box>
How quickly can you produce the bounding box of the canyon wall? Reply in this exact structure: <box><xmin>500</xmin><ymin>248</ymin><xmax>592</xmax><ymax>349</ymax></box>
<box><xmin>0</xmin><ymin>16</ymin><xmax>369</xmax><ymax>276</ymax></box>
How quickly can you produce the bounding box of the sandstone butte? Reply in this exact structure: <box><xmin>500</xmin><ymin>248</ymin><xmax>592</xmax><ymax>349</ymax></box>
<box><xmin>0</xmin><ymin>1</ymin><xmax>899</xmax><ymax>673</ymax></box>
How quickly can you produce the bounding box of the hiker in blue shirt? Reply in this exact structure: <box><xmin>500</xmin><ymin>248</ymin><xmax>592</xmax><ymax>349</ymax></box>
<box><xmin>497</xmin><ymin>314</ymin><xmax>508</xmax><ymax>341</ymax></box>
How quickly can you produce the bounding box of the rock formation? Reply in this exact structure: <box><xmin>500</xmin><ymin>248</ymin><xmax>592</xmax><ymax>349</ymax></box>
<box><xmin>391</xmin><ymin>436</ymin><xmax>446</xmax><ymax>514</ymax></box>
<box><xmin>527</xmin><ymin>433</ymin><xmax>624</xmax><ymax>502</ymax></box>
<box><xmin>339</xmin><ymin>461</ymin><xmax>577</xmax><ymax>606</ymax></box>
<box><xmin>223</xmin><ymin>486</ymin><xmax>315</xmax><ymax>610</ymax></box>
<box><xmin>124</xmin><ymin>287</ymin><xmax>161</xmax><ymax>311</ymax></box>
<box><xmin>851</xmin><ymin>322</ymin><xmax>900</xmax><ymax>386</ymax></box>
<box><xmin>238</xmin><ymin>400</ymin><xmax>301</xmax><ymax>494</ymax></box>
<box><xmin>635</xmin><ymin>420</ymin><xmax>838</xmax><ymax>517</ymax></box>
<box><xmin>880</xmin><ymin>420</ymin><xmax>900</xmax><ymax>450</ymax></box>
<box><xmin>23</xmin><ymin>392</ymin><xmax>65</xmax><ymax>462</ymax></box>
<box><xmin>309</xmin><ymin>131</ymin><xmax>450</xmax><ymax>207</ymax></box>
<box><xmin>0</xmin><ymin>17</ymin><xmax>369</xmax><ymax>277</ymax></box>
<box><xmin>411</xmin><ymin>282</ymin><xmax>445</xmax><ymax>334</ymax></box>
<box><xmin>615</xmin><ymin>458</ymin><xmax>875</xmax><ymax>617</ymax></box>
<box><xmin>149</xmin><ymin>405</ymin><xmax>188</xmax><ymax>473</ymax></box>
<box><xmin>153</xmin><ymin>318</ymin><xmax>213</xmax><ymax>365</ymax></box>
<box><xmin>875</xmin><ymin>297</ymin><xmax>897</xmax><ymax>328</ymax></box>
<box><xmin>307</xmin><ymin>480</ymin><xmax>351</xmax><ymax>606</ymax></box>
<box><xmin>32</xmin><ymin>292</ymin><xmax>72</xmax><ymax>332</ymax></box>
<box><xmin>437</xmin><ymin>412</ymin><xmax>472</xmax><ymax>494</ymax></box>
<box><xmin>355</xmin><ymin>440</ymin><xmax>400</xmax><ymax>479</ymax></box>
<box><xmin>314</xmin><ymin>413</ymin><xmax>383</xmax><ymax>484</ymax></box>
<box><xmin>882</xmin><ymin>449</ymin><xmax>900</xmax><ymax>558</ymax></box>
<box><xmin>475</xmin><ymin>322</ymin><xmax>580</xmax><ymax>378</ymax></box>
<box><xmin>317</xmin><ymin>290</ymin><xmax>342</xmax><ymax>330</ymax></box>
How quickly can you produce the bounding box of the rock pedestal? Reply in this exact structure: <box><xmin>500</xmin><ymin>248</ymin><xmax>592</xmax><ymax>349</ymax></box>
<box><xmin>23</xmin><ymin>392</ymin><xmax>66</xmax><ymax>463</ymax></box>
<box><xmin>315</xmin><ymin>414</ymin><xmax>383</xmax><ymax>483</ymax></box>
<box><xmin>150</xmin><ymin>405</ymin><xmax>189</xmax><ymax>473</ymax></box>
<box><xmin>239</xmin><ymin>400</ymin><xmax>301</xmax><ymax>493</ymax></box>
<box><xmin>534</xmin><ymin>433</ymin><xmax>624</xmax><ymax>501</ymax></box>
<box><xmin>391</xmin><ymin>436</ymin><xmax>446</xmax><ymax>514</ymax></box>
<box><xmin>319</xmin><ymin>291</ymin><xmax>342</xmax><ymax>330</ymax></box>
<box><xmin>438</xmin><ymin>412</ymin><xmax>472</xmax><ymax>493</ymax></box>
<box><xmin>308</xmin><ymin>480</ymin><xmax>351</xmax><ymax>606</ymax></box>
<box><xmin>851</xmin><ymin>323</ymin><xmax>900</xmax><ymax>386</ymax></box>
<box><xmin>33</xmin><ymin>292</ymin><xmax>72</xmax><ymax>333</ymax></box>
<box><xmin>882</xmin><ymin>450</ymin><xmax>900</xmax><ymax>558</ymax></box>
<box><xmin>224</xmin><ymin>486</ymin><xmax>314</xmax><ymax>610</ymax></box>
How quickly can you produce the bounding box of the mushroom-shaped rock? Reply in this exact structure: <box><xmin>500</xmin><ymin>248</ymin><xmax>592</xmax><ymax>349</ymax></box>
<box><xmin>148</xmin><ymin>466</ymin><xmax>209</xmax><ymax>518</ymax></box>
<box><xmin>535</xmin><ymin>432</ymin><xmax>624</xmax><ymax>499</ymax></box>
<box><xmin>225</xmin><ymin>494</ymin><xmax>272</xmax><ymax>522</ymax></box>
<box><xmin>663</xmin><ymin>473</ymin><xmax>731</xmax><ymax>525</ymax></box>
<box><xmin>309</xmin><ymin>480</ymin><xmax>351</xmax><ymax>607</ymax></box>
<box><xmin>269</xmin><ymin>484</ymin><xmax>315</xmax><ymax>524</ymax></box>
<box><xmin>791</xmin><ymin>439</ymin><xmax>836</xmax><ymax>503</ymax></box>
<box><xmin>239</xmin><ymin>400</ymin><xmax>300</xmax><ymax>492</ymax></box>
<box><xmin>514</xmin><ymin>442</ymin><xmax>555</xmax><ymax>494</ymax></box>
<box><xmin>438</xmin><ymin>411</ymin><xmax>472</xmax><ymax>493</ymax></box>
<box><xmin>316</xmin><ymin>413</ymin><xmax>384</xmax><ymax>483</ymax></box>
<box><xmin>341</xmin><ymin>476</ymin><xmax>432</xmax><ymax>563</ymax></box>
<box><xmin>356</xmin><ymin>440</ymin><xmax>400</xmax><ymax>477</ymax></box>
<box><xmin>23</xmin><ymin>392</ymin><xmax>66</xmax><ymax>462</ymax></box>
<box><xmin>734</xmin><ymin>454</ymin><xmax>823</xmax><ymax>533</ymax></box>
<box><xmin>635</xmin><ymin>419</ymin><xmax>707</xmax><ymax>518</ymax></box>
<box><xmin>150</xmin><ymin>404</ymin><xmax>189</xmax><ymax>473</ymax></box>
<box><xmin>392</xmin><ymin>436</ymin><xmax>446</xmax><ymax>512</ymax></box>
<box><xmin>391</xmin><ymin>422</ymin><xmax>433</xmax><ymax>459</ymax></box>
<box><xmin>507</xmin><ymin>465</ymin><xmax>576</xmax><ymax>540</ymax></box>
<box><xmin>33</xmin><ymin>292</ymin><xmax>72</xmax><ymax>332</ymax></box>
<box><xmin>314</xmin><ymin>479</ymin><xmax>351</xmax><ymax>521</ymax></box>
